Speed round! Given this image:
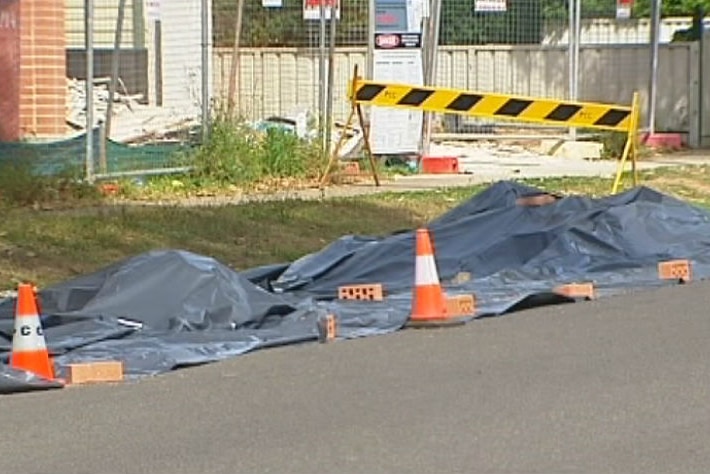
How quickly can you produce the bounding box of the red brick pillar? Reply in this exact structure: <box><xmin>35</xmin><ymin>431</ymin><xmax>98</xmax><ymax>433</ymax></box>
<box><xmin>19</xmin><ymin>0</ymin><xmax>67</xmax><ymax>138</ymax></box>
<box><xmin>0</xmin><ymin>0</ymin><xmax>21</xmax><ymax>141</ymax></box>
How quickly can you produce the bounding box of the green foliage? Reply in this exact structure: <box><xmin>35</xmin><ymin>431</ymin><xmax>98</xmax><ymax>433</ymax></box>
<box><xmin>543</xmin><ymin>0</ymin><xmax>614</xmax><ymax>19</ymax></box>
<box><xmin>671</xmin><ymin>4</ymin><xmax>707</xmax><ymax>41</ymax></box>
<box><xmin>191</xmin><ymin>116</ymin><xmax>263</xmax><ymax>184</ymax></box>
<box><xmin>0</xmin><ymin>161</ymin><xmax>100</xmax><ymax>208</ymax></box>
<box><xmin>441</xmin><ymin>0</ymin><xmax>543</xmax><ymax>45</ymax></box>
<box><xmin>632</xmin><ymin>0</ymin><xmax>709</xmax><ymax>17</ymax></box>
<box><xmin>189</xmin><ymin>112</ymin><xmax>326</xmax><ymax>187</ymax></box>
<box><xmin>213</xmin><ymin>0</ymin><xmax>709</xmax><ymax>47</ymax></box>
<box><xmin>542</xmin><ymin>0</ymin><xmax>710</xmax><ymax>20</ymax></box>
<box><xmin>214</xmin><ymin>0</ymin><xmax>368</xmax><ymax>47</ymax></box>
<box><xmin>596</xmin><ymin>131</ymin><xmax>629</xmax><ymax>159</ymax></box>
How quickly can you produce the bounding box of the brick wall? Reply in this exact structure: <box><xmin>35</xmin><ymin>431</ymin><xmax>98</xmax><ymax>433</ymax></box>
<box><xmin>0</xmin><ymin>0</ymin><xmax>20</xmax><ymax>141</ymax></box>
<box><xmin>20</xmin><ymin>0</ymin><xmax>66</xmax><ymax>138</ymax></box>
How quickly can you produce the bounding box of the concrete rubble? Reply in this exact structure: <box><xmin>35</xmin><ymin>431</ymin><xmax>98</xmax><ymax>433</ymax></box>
<box><xmin>66</xmin><ymin>80</ymin><xmax>358</xmax><ymax>153</ymax></box>
<box><xmin>66</xmin><ymin>77</ymin><xmax>200</xmax><ymax>144</ymax></box>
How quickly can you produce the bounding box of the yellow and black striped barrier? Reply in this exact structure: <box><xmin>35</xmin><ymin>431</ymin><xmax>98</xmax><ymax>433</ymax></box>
<box><xmin>353</xmin><ymin>81</ymin><xmax>633</xmax><ymax>132</ymax></box>
<box><xmin>345</xmin><ymin>73</ymin><xmax>641</xmax><ymax>193</ymax></box>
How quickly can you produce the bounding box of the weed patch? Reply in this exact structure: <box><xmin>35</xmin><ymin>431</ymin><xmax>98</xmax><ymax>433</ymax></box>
<box><xmin>0</xmin><ymin>161</ymin><xmax>101</xmax><ymax>208</ymax></box>
<box><xmin>189</xmin><ymin>113</ymin><xmax>326</xmax><ymax>188</ymax></box>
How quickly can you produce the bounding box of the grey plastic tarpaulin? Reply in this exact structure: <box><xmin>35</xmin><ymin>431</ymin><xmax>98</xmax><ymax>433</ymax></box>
<box><xmin>2</xmin><ymin>181</ymin><xmax>710</xmax><ymax>394</ymax></box>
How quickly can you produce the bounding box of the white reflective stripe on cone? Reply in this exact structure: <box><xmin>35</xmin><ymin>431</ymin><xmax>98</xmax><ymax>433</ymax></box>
<box><xmin>415</xmin><ymin>255</ymin><xmax>441</xmax><ymax>286</ymax></box>
<box><xmin>12</xmin><ymin>315</ymin><xmax>48</xmax><ymax>351</ymax></box>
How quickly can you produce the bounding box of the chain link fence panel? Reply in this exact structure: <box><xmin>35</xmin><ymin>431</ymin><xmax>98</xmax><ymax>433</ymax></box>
<box><xmin>61</xmin><ymin>0</ymin><xmax>205</xmax><ymax>179</ymax></box>
<box><xmin>2</xmin><ymin>0</ymin><xmax>706</xmax><ymax>179</ymax></box>
<box><xmin>432</xmin><ymin>0</ymin><xmax>572</xmax><ymax>138</ymax></box>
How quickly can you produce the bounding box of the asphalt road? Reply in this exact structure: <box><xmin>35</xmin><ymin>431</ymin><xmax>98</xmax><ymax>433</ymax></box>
<box><xmin>1</xmin><ymin>282</ymin><xmax>709</xmax><ymax>474</ymax></box>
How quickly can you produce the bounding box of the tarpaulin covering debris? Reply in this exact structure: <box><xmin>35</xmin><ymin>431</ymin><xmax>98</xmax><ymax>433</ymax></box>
<box><xmin>2</xmin><ymin>181</ymin><xmax>710</xmax><ymax>394</ymax></box>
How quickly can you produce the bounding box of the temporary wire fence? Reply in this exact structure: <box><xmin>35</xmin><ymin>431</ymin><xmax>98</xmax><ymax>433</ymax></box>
<box><xmin>2</xmin><ymin>0</ymin><xmax>707</xmax><ymax>181</ymax></box>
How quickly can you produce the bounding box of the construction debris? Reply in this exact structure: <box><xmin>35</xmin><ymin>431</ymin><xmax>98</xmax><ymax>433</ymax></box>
<box><xmin>66</xmin><ymin>78</ymin><xmax>355</xmax><ymax>151</ymax></box>
<box><xmin>66</xmin><ymin>77</ymin><xmax>200</xmax><ymax>144</ymax></box>
<box><xmin>65</xmin><ymin>77</ymin><xmax>136</xmax><ymax>130</ymax></box>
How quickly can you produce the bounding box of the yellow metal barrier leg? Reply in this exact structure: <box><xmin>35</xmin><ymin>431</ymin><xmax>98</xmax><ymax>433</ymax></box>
<box><xmin>356</xmin><ymin>103</ymin><xmax>380</xmax><ymax>187</ymax></box>
<box><xmin>320</xmin><ymin>66</ymin><xmax>380</xmax><ymax>188</ymax></box>
<box><xmin>319</xmin><ymin>106</ymin><xmax>355</xmax><ymax>188</ymax></box>
<box><xmin>631</xmin><ymin>92</ymin><xmax>640</xmax><ymax>187</ymax></box>
<box><xmin>611</xmin><ymin>91</ymin><xmax>640</xmax><ymax>194</ymax></box>
<box><xmin>612</xmin><ymin>136</ymin><xmax>632</xmax><ymax>194</ymax></box>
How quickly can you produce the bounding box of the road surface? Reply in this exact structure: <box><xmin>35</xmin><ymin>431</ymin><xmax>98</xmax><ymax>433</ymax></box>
<box><xmin>1</xmin><ymin>282</ymin><xmax>709</xmax><ymax>474</ymax></box>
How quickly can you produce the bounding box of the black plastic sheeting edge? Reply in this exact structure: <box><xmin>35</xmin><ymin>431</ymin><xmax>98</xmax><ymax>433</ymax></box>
<box><xmin>2</xmin><ymin>181</ymin><xmax>709</xmax><ymax>394</ymax></box>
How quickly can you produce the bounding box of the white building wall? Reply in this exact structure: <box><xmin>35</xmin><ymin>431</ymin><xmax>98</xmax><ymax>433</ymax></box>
<box><xmin>157</xmin><ymin>0</ymin><xmax>212</xmax><ymax>112</ymax></box>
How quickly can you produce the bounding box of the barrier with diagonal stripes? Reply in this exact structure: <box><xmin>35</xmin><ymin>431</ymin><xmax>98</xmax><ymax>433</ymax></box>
<box><xmin>321</xmin><ymin>67</ymin><xmax>641</xmax><ymax>193</ymax></box>
<box><xmin>354</xmin><ymin>82</ymin><xmax>634</xmax><ymax>133</ymax></box>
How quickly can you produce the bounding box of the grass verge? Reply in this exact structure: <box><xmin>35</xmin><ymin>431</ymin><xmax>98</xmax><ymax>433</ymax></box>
<box><xmin>2</xmin><ymin>164</ymin><xmax>710</xmax><ymax>291</ymax></box>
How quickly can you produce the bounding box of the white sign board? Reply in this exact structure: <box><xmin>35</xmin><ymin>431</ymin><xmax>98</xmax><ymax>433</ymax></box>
<box><xmin>370</xmin><ymin>35</ymin><xmax>424</xmax><ymax>155</ymax></box>
<box><xmin>145</xmin><ymin>0</ymin><xmax>161</xmax><ymax>21</ymax></box>
<box><xmin>303</xmin><ymin>0</ymin><xmax>340</xmax><ymax>20</ymax></box>
<box><xmin>616</xmin><ymin>0</ymin><xmax>633</xmax><ymax>19</ymax></box>
<box><xmin>263</xmin><ymin>0</ymin><xmax>283</xmax><ymax>7</ymax></box>
<box><xmin>474</xmin><ymin>0</ymin><xmax>506</xmax><ymax>12</ymax></box>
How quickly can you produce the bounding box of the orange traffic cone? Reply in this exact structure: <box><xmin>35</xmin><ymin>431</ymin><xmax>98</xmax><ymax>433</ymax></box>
<box><xmin>410</xmin><ymin>228</ymin><xmax>446</xmax><ymax>321</ymax></box>
<box><xmin>407</xmin><ymin>228</ymin><xmax>469</xmax><ymax>328</ymax></box>
<box><xmin>10</xmin><ymin>283</ymin><xmax>55</xmax><ymax>380</ymax></box>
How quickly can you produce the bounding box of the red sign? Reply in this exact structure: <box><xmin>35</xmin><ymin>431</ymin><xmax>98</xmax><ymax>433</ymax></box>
<box><xmin>616</xmin><ymin>0</ymin><xmax>633</xmax><ymax>19</ymax></box>
<box><xmin>376</xmin><ymin>13</ymin><xmax>398</xmax><ymax>25</ymax></box>
<box><xmin>0</xmin><ymin>0</ymin><xmax>20</xmax><ymax>141</ymax></box>
<box><xmin>304</xmin><ymin>0</ymin><xmax>336</xmax><ymax>6</ymax></box>
<box><xmin>303</xmin><ymin>0</ymin><xmax>340</xmax><ymax>20</ymax></box>
<box><xmin>375</xmin><ymin>34</ymin><xmax>400</xmax><ymax>48</ymax></box>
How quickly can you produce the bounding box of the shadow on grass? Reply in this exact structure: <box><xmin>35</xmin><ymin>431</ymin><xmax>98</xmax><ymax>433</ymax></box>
<box><xmin>0</xmin><ymin>199</ymin><xmax>434</xmax><ymax>290</ymax></box>
<box><xmin>5</xmin><ymin>166</ymin><xmax>710</xmax><ymax>290</ymax></box>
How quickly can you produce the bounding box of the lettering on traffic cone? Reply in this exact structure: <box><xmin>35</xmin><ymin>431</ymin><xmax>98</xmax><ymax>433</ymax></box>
<box><xmin>10</xmin><ymin>283</ymin><xmax>55</xmax><ymax>380</ymax></box>
<box><xmin>409</xmin><ymin>228</ymin><xmax>447</xmax><ymax>323</ymax></box>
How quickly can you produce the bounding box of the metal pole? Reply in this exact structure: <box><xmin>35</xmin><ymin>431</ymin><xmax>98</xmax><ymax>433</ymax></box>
<box><xmin>155</xmin><ymin>20</ymin><xmax>163</xmax><ymax>106</ymax></box>
<box><xmin>366</xmin><ymin>0</ymin><xmax>375</xmax><ymax>79</ymax></box>
<box><xmin>698</xmin><ymin>7</ymin><xmax>705</xmax><ymax>145</ymax></box>
<box><xmin>570</xmin><ymin>0</ymin><xmax>581</xmax><ymax>140</ymax></box>
<box><xmin>201</xmin><ymin>0</ymin><xmax>210</xmax><ymax>141</ymax></box>
<box><xmin>325</xmin><ymin>4</ymin><xmax>337</xmax><ymax>159</ymax></box>
<box><xmin>573</xmin><ymin>0</ymin><xmax>580</xmax><ymax>101</ymax></box>
<box><xmin>421</xmin><ymin>0</ymin><xmax>441</xmax><ymax>157</ymax></box>
<box><xmin>104</xmin><ymin>0</ymin><xmax>127</xmax><ymax>173</ymax></box>
<box><xmin>227</xmin><ymin>0</ymin><xmax>245</xmax><ymax>115</ymax></box>
<box><xmin>418</xmin><ymin>4</ymin><xmax>431</xmax><ymax>156</ymax></box>
<box><xmin>568</xmin><ymin>0</ymin><xmax>575</xmax><ymax>139</ymax></box>
<box><xmin>648</xmin><ymin>0</ymin><xmax>662</xmax><ymax>134</ymax></box>
<box><xmin>422</xmin><ymin>0</ymin><xmax>435</xmax><ymax>85</ymax></box>
<box><xmin>319</xmin><ymin>0</ymin><xmax>327</xmax><ymax>146</ymax></box>
<box><xmin>85</xmin><ymin>0</ymin><xmax>95</xmax><ymax>183</ymax></box>
<box><xmin>132</xmin><ymin>0</ymin><xmax>145</xmax><ymax>48</ymax></box>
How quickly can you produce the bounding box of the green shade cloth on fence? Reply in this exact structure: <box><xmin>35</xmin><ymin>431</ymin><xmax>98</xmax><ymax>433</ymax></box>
<box><xmin>0</xmin><ymin>130</ymin><xmax>193</xmax><ymax>177</ymax></box>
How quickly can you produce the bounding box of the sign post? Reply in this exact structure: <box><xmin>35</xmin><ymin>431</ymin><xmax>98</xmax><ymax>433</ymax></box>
<box><xmin>369</xmin><ymin>0</ymin><xmax>426</xmax><ymax>156</ymax></box>
<box><xmin>146</xmin><ymin>0</ymin><xmax>163</xmax><ymax>106</ymax></box>
<box><xmin>304</xmin><ymin>0</ymin><xmax>340</xmax><ymax>158</ymax></box>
